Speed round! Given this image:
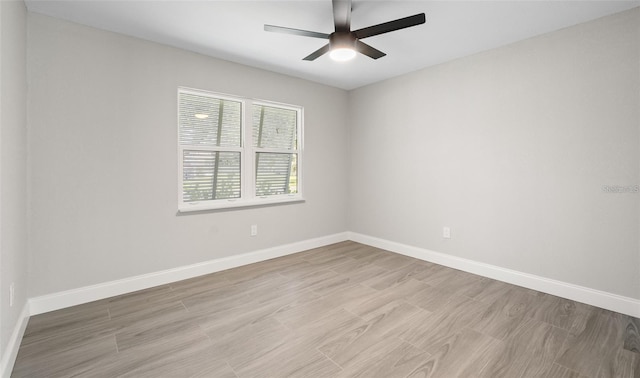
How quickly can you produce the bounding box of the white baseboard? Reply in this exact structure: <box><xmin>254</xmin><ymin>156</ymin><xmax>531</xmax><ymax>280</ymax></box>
<box><xmin>29</xmin><ymin>232</ymin><xmax>349</xmax><ymax>316</ymax></box>
<box><xmin>27</xmin><ymin>230</ymin><xmax>640</xmax><ymax>318</ymax></box>
<box><xmin>0</xmin><ymin>303</ymin><xmax>30</xmax><ymax>378</ymax></box>
<box><xmin>348</xmin><ymin>232</ymin><xmax>640</xmax><ymax>318</ymax></box>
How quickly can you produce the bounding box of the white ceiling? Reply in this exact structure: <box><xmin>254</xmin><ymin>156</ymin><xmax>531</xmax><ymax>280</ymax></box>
<box><xmin>25</xmin><ymin>0</ymin><xmax>640</xmax><ymax>90</ymax></box>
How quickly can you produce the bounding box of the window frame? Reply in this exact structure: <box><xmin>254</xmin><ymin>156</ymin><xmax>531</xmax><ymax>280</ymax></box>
<box><xmin>177</xmin><ymin>87</ymin><xmax>304</xmax><ymax>212</ymax></box>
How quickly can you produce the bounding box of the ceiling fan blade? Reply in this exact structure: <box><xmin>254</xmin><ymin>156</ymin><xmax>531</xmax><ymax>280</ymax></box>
<box><xmin>355</xmin><ymin>40</ymin><xmax>386</xmax><ymax>60</ymax></box>
<box><xmin>264</xmin><ymin>24</ymin><xmax>330</xmax><ymax>39</ymax></box>
<box><xmin>332</xmin><ymin>0</ymin><xmax>351</xmax><ymax>32</ymax></box>
<box><xmin>354</xmin><ymin>13</ymin><xmax>426</xmax><ymax>40</ymax></box>
<box><xmin>303</xmin><ymin>44</ymin><xmax>331</xmax><ymax>61</ymax></box>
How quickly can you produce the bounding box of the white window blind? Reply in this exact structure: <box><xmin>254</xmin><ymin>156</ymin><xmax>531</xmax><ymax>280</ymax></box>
<box><xmin>178</xmin><ymin>88</ymin><xmax>303</xmax><ymax>211</ymax></box>
<box><xmin>182</xmin><ymin>150</ymin><xmax>241</xmax><ymax>201</ymax></box>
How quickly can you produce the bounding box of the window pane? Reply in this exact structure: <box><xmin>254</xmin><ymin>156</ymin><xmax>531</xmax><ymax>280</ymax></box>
<box><xmin>252</xmin><ymin>104</ymin><xmax>297</xmax><ymax>149</ymax></box>
<box><xmin>255</xmin><ymin>153</ymin><xmax>297</xmax><ymax>196</ymax></box>
<box><xmin>179</xmin><ymin>92</ymin><xmax>241</xmax><ymax>148</ymax></box>
<box><xmin>183</xmin><ymin>150</ymin><xmax>241</xmax><ymax>201</ymax></box>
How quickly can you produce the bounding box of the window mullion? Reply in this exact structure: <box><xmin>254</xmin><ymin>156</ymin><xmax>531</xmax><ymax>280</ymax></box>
<box><xmin>211</xmin><ymin>100</ymin><xmax>224</xmax><ymax>200</ymax></box>
<box><xmin>243</xmin><ymin>99</ymin><xmax>254</xmax><ymax>201</ymax></box>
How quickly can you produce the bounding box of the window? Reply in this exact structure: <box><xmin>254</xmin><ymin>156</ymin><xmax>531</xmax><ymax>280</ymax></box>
<box><xmin>178</xmin><ymin>88</ymin><xmax>303</xmax><ymax>211</ymax></box>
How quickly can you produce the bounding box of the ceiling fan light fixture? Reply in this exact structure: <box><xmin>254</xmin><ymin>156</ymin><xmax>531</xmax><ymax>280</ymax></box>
<box><xmin>330</xmin><ymin>47</ymin><xmax>356</xmax><ymax>62</ymax></box>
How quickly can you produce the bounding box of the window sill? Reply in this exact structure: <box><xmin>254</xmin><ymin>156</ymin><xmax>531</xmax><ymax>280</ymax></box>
<box><xmin>177</xmin><ymin>195</ymin><xmax>305</xmax><ymax>213</ymax></box>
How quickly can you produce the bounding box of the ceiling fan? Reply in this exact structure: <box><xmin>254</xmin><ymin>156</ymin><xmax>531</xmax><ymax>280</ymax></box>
<box><xmin>264</xmin><ymin>0</ymin><xmax>426</xmax><ymax>62</ymax></box>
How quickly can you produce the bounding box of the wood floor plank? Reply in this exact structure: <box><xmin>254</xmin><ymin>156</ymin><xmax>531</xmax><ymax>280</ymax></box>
<box><xmin>511</xmin><ymin>320</ymin><xmax>568</xmax><ymax>377</ymax></box>
<box><xmin>197</xmin><ymin>286</ymin><xmax>319</xmax><ymax>337</ymax></box>
<box><xmin>526</xmin><ymin>292</ymin><xmax>592</xmax><ymax>332</ymax></box>
<box><xmin>223</xmin><ymin>309</ymin><xmax>348</xmax><ymax>377</ymax></box>
<box><xmin>362</xmin><ymin>262</ymin><xmax>432</xmax><ymax>290</ymax></box>
<box><xmin>105</xmin><ymin>284</ymin><xmax>177</xmax><ymax>316</ymax></box>
<box><xmin>305</xmin><ymin>253</ymin><xmax>357</xmax><ymax>271</ymax></box>
<box><xmin>15</xmin><ymin>315</ymin><xmax>116</xmax><ymax>363</ymax></box>
<box><xmin>546</xmin><ymin>363</ymin><xmax>591</xmax><ymax>378</ymax></box>
<box><xmin>407</xmin><ymin>283</ymin><xmax>461</xmax><ymax>313</ymax></box>
<box><xmin>556</xmin><ymin>309</ymin><xmax>626</xmax><ymax>376</ymax></box>
<box><xmin>405</xmin><ymin>327</ymin><xmax>503</xmax><ymax>378</ymax></box>
<box><xmin>21</xmin><ymin>304</ymin><xmax>110</xmax><ymax>344</ymax></box>
<box><xmin>169</xmin><ymin>271</ymin><xmax>230</xmax><ymax>293</ymax></box>
<box><xmin>429</xmin><ymin>268</ymin><xmax>484</xmax><ymax>295</ymax></box>
<box><xmin>252</xmin><ymin>269</ymin><xmax>336</xmax><ymax>305</ymax></box>
<box><xmin>318</xmin><ymin>302</ymin><xmax>421</xmax><ymax>369</ymax></box>
<box><xmin>340</xmin><ymin>244</ymin><xmax>387</xmax><ymax>261</ymax></box>
<box><xmin>397</xmin><ymin>295</ymin><xmax>490</xmax><ymax>353</ymax></box>
<box><xmin>204</xmin><ymin>317</ymin><xmax>295</xmax><ymax>371</ymax></box>
<box><xmin>109</xmin><ymin>300</ymin><xmax>189</xmax><ymax>326</ymax></box>
<box><xmin>274</xmin><ymin>283</ymin><xmax>377</xmax><ymax>329</ymax></box>
<box><xmin>464</xmin><ymin>278</ymin><xmax>520</xmax><ymax>304</ymax></box>
<box><xmin>469</xmin><ymin>285</ymin><xmax>538</xmax><ymax>341</ymax></box>
<box><xmin>90</xmin><ymin>333</ymin><xmax>225</xmax><ymax>378</ymax></box>
<box><xmin>411</xmin><ymin>263</ymin><xmax>460</xmax><ymax>286</ymax></box>
<box><xmin>313</xmin><ymin>264</ymin><xmax>389</xmax><ymax>296</ymax></box>
<box><xmin>299</xmin><ymin>244</ymin><xmax>359</xmax><ymax>267</ymax></box>
<box><xmin>291</xmin><ymin>308</ymin><xmax>366</xmax><ymax>346</ymax></box>
<box><xmin>595</xmin><ymin>348</ymin><xmax>640</xmax><ymax>378</ymax></box>
<box><xmin>243</xmin><ymin>308</ymin><xmax>364</xmax><ymax>377</ymax></box>
<box><xmin>479</xmin><ymin>317</ymin><xmax>567</xmax><ymax>377</ymax></box>
<box><xmin>337</xmin><ymin>341</ymin><xmax>429</xmax><ymax>378</ymax></box>
<box><xmin>179</xmin><ymin>271</ymin><xmax>291</xmax><ymax>315</ymax></box>
<box><xmin>277</xmin><ymin>260</ymin><xmax>331</xmax><ymax>278</ymax></box>
<box><xmin>346</xmin><ymin>278</ymin><xmax>428</xmax><ymax>321</ymax></box>
<box><xmin>114</xmin><ymin>307</ymin><xmax>208</xmax><ymax>353</ymax></box>
<box><xmin>212</xmin><ymin>305</ymin><xmax>343</xmax><ymax>377</ymax></box>
<box><xmin>370</xmin><ymin>252</ymin><xmax>417</xmax><ymax>271</ymax></box>
<box><xmin>330</xmin><ymin>249</ymin><xmax>388</xmax><ymax>274</ymax></box>
<box><xmin>12</xmin><ymin>335</ymin><xmax>118</xmax><ymax>378</ymax></box>
<box><xmin>235</xmin><ymin>339</ymin><xmax>341</xmax><ymax>378</ymax></box>
<box><xmin>219</xmin><ymin>258</ymin><xmax>307</xmax><ymax>285</ymax></box>
<box><xmin>623</xmin><ymin>316</ymin><xmax>640</xmax><ymax>353</ymax></box>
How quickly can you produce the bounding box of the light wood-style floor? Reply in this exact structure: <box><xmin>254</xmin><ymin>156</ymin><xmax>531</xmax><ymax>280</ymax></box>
<box><xmin>12</xmin><ymin>241</ymin><xmax>640</xmax><ymax>377</ymax></box>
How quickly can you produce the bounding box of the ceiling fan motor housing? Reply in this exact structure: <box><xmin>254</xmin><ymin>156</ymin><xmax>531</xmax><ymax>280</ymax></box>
<box><xmin>329</xmin><ymin>32</ymin><xmax>357</xmax><ymax>50</ymax></box>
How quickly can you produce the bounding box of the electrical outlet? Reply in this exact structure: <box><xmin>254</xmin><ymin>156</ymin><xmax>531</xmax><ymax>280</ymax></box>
<box><xmin>443</xmin><ymin>227</ymin><xmax>451</xmax><ymax>239</ymax></box>
<box><xmin>251</xmin><ymin>224</ymin><xmax>258</xmax><ymax>237</ymax></box>
<box><xmin>9</xmin><ymin>283</ymin><xmax>15</xmax><ymax>307</ymax></box>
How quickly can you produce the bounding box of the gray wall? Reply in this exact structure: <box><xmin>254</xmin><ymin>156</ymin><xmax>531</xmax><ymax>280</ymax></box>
<box><xmin>1</xmin><ymin>0</ymin><xmax>28</xmax><ymax>360</ymax></box>
<box><xmin>348</xmin><ymin>8</ymin><xmax>640</xmax><ymax>299</ymax></box>
<box><xmin>27</xmin><ymin>14</ymin><xmax>349</xmax><ymax>297</ymax></box>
